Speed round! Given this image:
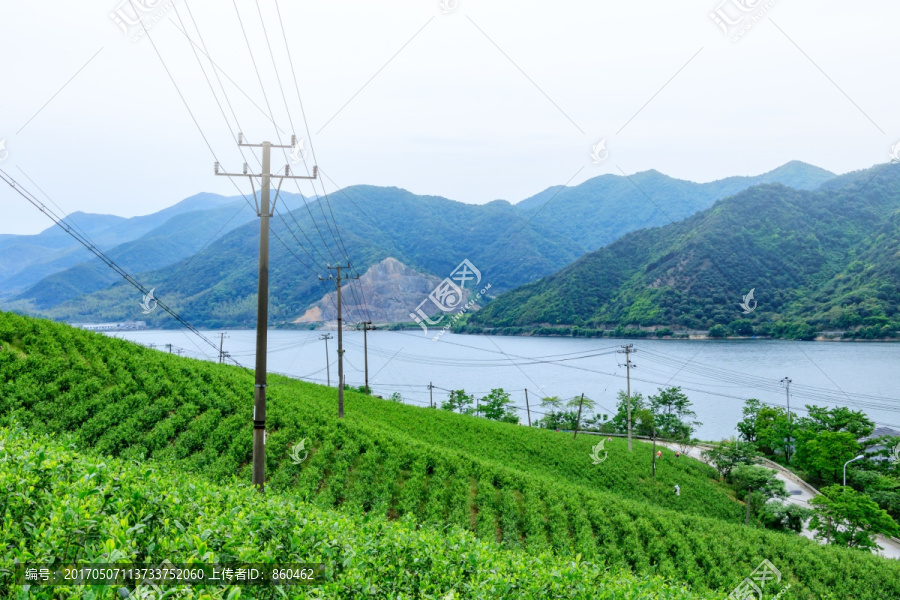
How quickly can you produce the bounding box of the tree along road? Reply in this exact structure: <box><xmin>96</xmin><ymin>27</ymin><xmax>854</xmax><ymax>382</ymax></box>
<box><xmin>658</xmin><ymin>441</ymin><xmax>900</xmax><ymax>560</ymax></box>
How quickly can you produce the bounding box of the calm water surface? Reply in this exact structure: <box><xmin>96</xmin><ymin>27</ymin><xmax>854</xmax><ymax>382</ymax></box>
<box><xmin>107</xmin><ymin>330</ymin><xmax>900</xmax><ymax>441</ymax></box>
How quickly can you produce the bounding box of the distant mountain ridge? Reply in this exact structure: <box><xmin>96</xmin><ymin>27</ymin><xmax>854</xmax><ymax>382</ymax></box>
<box><xmin>0</xmin><ymin>192</ymin><xmax>244</xmax><ymax>296</ymax></box>
<box><xmin>514</xmin><ymin>161</ymin><xmax>835</xmax><ymax>251</ymax></box>
<box><xmin>1</xmin><ymin>161</ymin><xmax>844</xmax><ymax>328</ymax></box>
<box><xmin>9</xmin><ymin>200</ymin><xmax>258</xmax><ymax>309</ymax></box>
<box><xmin>467</xmin><ymin>163</ymin><xmax>900</xmax><ymax>339</ymax></box>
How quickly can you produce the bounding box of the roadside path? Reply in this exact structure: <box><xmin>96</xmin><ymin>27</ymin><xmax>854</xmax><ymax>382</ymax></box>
<box><xmin>658</xmin><ymin>441</ymin><xmax>900</xmax><ymax>559</ymax></box>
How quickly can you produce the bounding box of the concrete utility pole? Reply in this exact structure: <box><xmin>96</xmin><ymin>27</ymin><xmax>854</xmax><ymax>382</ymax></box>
<box><xmin>618</xmin><ymin>344</ymin><xmax>637</xmax><ymax>452</ymax></box>
<box><xmin>218</xmin><ymin>332</ymin><xmax>229</xmax><ymax>364</ymax></box>
<box><xmin>781</xmin><ymin>376</ymin><xmax>792</xmax><ymax>462</ymax></box>
<box><xmin>357</xmin><ymin>321</ymin><xmax>376</xmax><ymax>393</ymax></box>
<box><xmin>524</xmin><ymin>388</ymin><xmax>532</xmax><ymax>426</ymax></box>
<box><xmin>573</xmin><ymin>393</ymin><xmax>585</xmax><ymax>439</ymax></box>
<box><xmin>320</xmin><ymin>265</ymin><xmax>359</xmax><ymax>418</ymax></box>
<box><xmin>428</xmin><ymin>382</ymin><xmax>434</xmax><ymax>408</ymax></box>
<box><xmin>780</xmin><ymin>376</ymin><xmax>792</xmax><ymax>422</ymax></box>
<box><xmin>319</xmin><ymin>333</ymin><xmax>333</xmax><ymax>386</ymax></box>
<box><xmin>165</xmin><ymin>343</ymin><xmax>173</xmax><ymax>354</ymax></box>
<box><xmin>216</xmin><ymin>133</ymin><xmax>318</xmax><ymax>492</ymax></box>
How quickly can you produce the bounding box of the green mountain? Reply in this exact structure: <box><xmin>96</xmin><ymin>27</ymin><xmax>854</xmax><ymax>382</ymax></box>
<box><xmin>10</xmin><ymin>200</ymin><xmax>256</xmax><ymax>309</ymax></box>
<box><xmin>467</xmin><ymin>163</ymin><xmax>900</xmax><ymax>339</ymax></box>
<box><xmin>2</xmin><ymin>311</ymin><xmax>898</xmax><ymax>598</ymax></box>
<box><xmin>0</xmin><ymin>192</ymin><xmax>243</xmax><ymax>296</ymax></box>
<box><xmin>514</xmin><ymin>161</ymin><xmax>835</xmax><ymax>251</ymax></box>
<box><xmin>6</xmin><ymin>162</ymin><xmax>838</xmax><ymax>327</ymax></box>
<box><xmin>39</xmin><ymin>186</ymin><xmax>585</xmax><ymax>327</ymax></box>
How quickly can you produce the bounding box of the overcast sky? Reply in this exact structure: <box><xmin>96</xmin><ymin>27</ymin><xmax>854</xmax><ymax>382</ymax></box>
<box><xmin>1</xmin><ymin>0</ymin><xmax>898</xmax><ymax>234</ymax></box>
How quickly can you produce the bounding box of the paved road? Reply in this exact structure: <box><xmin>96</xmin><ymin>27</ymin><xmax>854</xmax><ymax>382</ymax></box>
<box><xmin>659</xmin><ymin>442</ymin><xmax>900</xmax><ymax>559</ymax></box>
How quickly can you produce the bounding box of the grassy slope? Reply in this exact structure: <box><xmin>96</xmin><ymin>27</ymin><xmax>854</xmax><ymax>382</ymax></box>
<box><xmin>2</xmin><ymin>312</ymin><xmax>900</xmax><ymax>598</ymax></box>
<box><xmin>0</xmin><ymin>426</ymin><xmax>711</xmax><ymax>600</ymax></box>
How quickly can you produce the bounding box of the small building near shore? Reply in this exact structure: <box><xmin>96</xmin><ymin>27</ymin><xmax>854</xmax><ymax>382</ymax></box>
<box><xmin>70</xmin><ymin>321</ymin><xmax>147</xmax><ymax>332</ymax></box>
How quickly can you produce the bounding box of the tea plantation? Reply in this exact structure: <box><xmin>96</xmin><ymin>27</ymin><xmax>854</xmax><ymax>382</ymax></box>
<box><xmin>2</xmin><ymin>311</ymin><xmax>899</xmax><ymax>598</ymax></box>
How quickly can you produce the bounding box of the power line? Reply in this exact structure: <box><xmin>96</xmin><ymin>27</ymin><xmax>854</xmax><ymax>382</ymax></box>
<box><xmin>1</xmin><ymin>170</ymin><xmax>247</xmax><ymax>370</ymax></box>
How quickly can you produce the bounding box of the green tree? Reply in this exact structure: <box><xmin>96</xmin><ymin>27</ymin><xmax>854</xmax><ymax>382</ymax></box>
<box><xmin>737</xmin><ymin>399</ymin><xmax>764</xmax><ymax>443</ymax></box>
<box><xmin>742</xmin><ymin>402</ymin><xmax>792</xmax><ymax>461</ymax></box>
<box><xmin>809</xmin><ymin>485</ymin><xmax>900</xmax><ymax>551</ymax></box>
<box><xmin>441</xmin><ymin>389</ymin><xmax>473</xmax><ymax>413</ymax></box>
<box><xmin>648</xmin><ymin>386</ymin><xmax>700</xmax><ymax>441</ymax></box>
<box><xmin>565</xmin><ymin>395</ymin><xmax>597</xmax><ymax>429</ymax></box>
<box><xmin>730</xmin><ymin>464</ymin><xmax>788</xmax><ymax>525</ymax></box>
<box><xmin>729</xmin><ymin>319</ymin><xmax>754</xmax><ymax>336</ymax></box>
<box><xmin>540</xmin><ymin>396</ymin><xmax>563</xmax><ymax>410</ymax></box>
<box><xmin>480</xmin><ymin>388</ymin><xmax>518</xmax><ymax>422</ymax></box>
<box><xmin>797</xmin><ymin>405</ymin><xmax>875</xmax><ymax>438</ymax></box>
<box><xmin>758</xmin><ymin>502</ymin><xmax>812</xmax><ymax>533</ymax></box>
<box><xmin>730</xmin><ymin>465</ymin><xmax>787</xmax><ymax>501</ymax></box>
<box><xmin>610</xmin><ymin>391</ymin><xmax>648</xmax><ymax>435</ymax></box>
<box><xmin>794</xmin><ymin>430</ymin><xmax>861</xmax><ymax>484</ymax></box>
<box><xmin>702</xmin><ymin>441</ymin><xmax>760</xmax><ymax>480</ymax></box>
<box><xmin>566</xmin><ymin>395</ymin><xmax>597</xmax><ymax>412</ymax></box>
<box><xmin>535</xmin><ymin>410</ymin><xmax>579</xmax><ymax>430</ymax></box>
<box><xmin>708</xmin><ymin>324</ymin><xmax>727</xmax><ymax>338</ymax></box>
<box><xmin>389</xmin><ymin>392</ymin><xmax>403</xmax><ymax>403</ymax></box>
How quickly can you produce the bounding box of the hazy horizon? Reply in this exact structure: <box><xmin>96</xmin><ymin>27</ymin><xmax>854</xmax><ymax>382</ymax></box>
<box><xmin>2</xmin><ymin>0</ymin><xmax>898</xmax><ymax>234</ymax></box>
<box><xmin>4</xmin><ymin>158</ymin><xmax>860</xmax><ymax>232</ymax></box>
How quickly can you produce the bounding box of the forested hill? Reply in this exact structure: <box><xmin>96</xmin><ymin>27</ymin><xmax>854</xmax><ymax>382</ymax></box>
<box><xmin>514</xmin><ymin>160</ymin><xmax>835</xmax><ymax>251</ymax></box>
<box><xmin>12</xmin><ymin>162</ymin><xmax>834</xmax><ymax>328</ymax></box>
<box><xmin>467</xmin><ymin>163</ymin><xmax>900</xmax><ymax>339</ymax></box>
<box><xmin>39</xmin><ymin>186</ymin><xmax>585</xmax><ymax>328</ymax></box>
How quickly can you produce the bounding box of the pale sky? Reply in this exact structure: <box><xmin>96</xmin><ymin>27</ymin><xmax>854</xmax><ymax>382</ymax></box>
<box><xmin>1</xmin><ymin>0</ymin><xmax>898</xmax><ymax>234</ymax></box>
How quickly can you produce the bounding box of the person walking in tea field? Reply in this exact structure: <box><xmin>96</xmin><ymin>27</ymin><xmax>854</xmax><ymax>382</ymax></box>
<box><xmin>674</xmin><ymin>484</ymin><xmax>680</xmax><ymax>497</ymax></box>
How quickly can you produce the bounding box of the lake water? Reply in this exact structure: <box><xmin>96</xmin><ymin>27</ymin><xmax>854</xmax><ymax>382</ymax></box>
<box><xmin>107</xmin><ymin>329</ymin><xmax>900</xmax><ymax>441</ymax></box>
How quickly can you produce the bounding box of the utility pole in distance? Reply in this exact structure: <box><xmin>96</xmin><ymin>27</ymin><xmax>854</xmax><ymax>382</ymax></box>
<box><xmin>573</xmin><ymin>393</ymin><xmax>585</xmax><ymax>439</ymax></box>
<box><xmin>218</xmin><ymin>332</ymin><xmax>229</xmax><ymax>364</ymax></box>
<box><xmin>216</xmin><ymin>133</ymin><xmax>318</xmax><ymax>492</ymax></box>
<box><xmin>780</xmin><ymin>376</ymin><xmax>792</xmax><ymax>422</ymax></box>
<box><xmin>320</xmin><ymin>264</ymin><xmax>359</xmax><ymax>418</ymax></box>
<box><xmin>428</xmin><ymin>382</ymin><xmax>434</xmax><ymax>408</ymax></box>
<box><xmin>319</xmin><ymin>333</ymin><xmax>333</xmax><ymax>386</ymax></box>
<box><xmin>781</xmin><ymin>376</ymin><xmax>792</xmax><ymax>462</ymax></box>
<box><xmin>618</xmin><ymin>344</ymin><xmax>637</xmax><ymax>452</ymax></box>
<box><xmin>357</xmin><ymin>321</ymin><xmax>376</xmax><ymax>393</ymax></box>
<box><xmin>524</xmin><ymin>388</ymin><xmax>532</xmax><ymax>426</ymax></box>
